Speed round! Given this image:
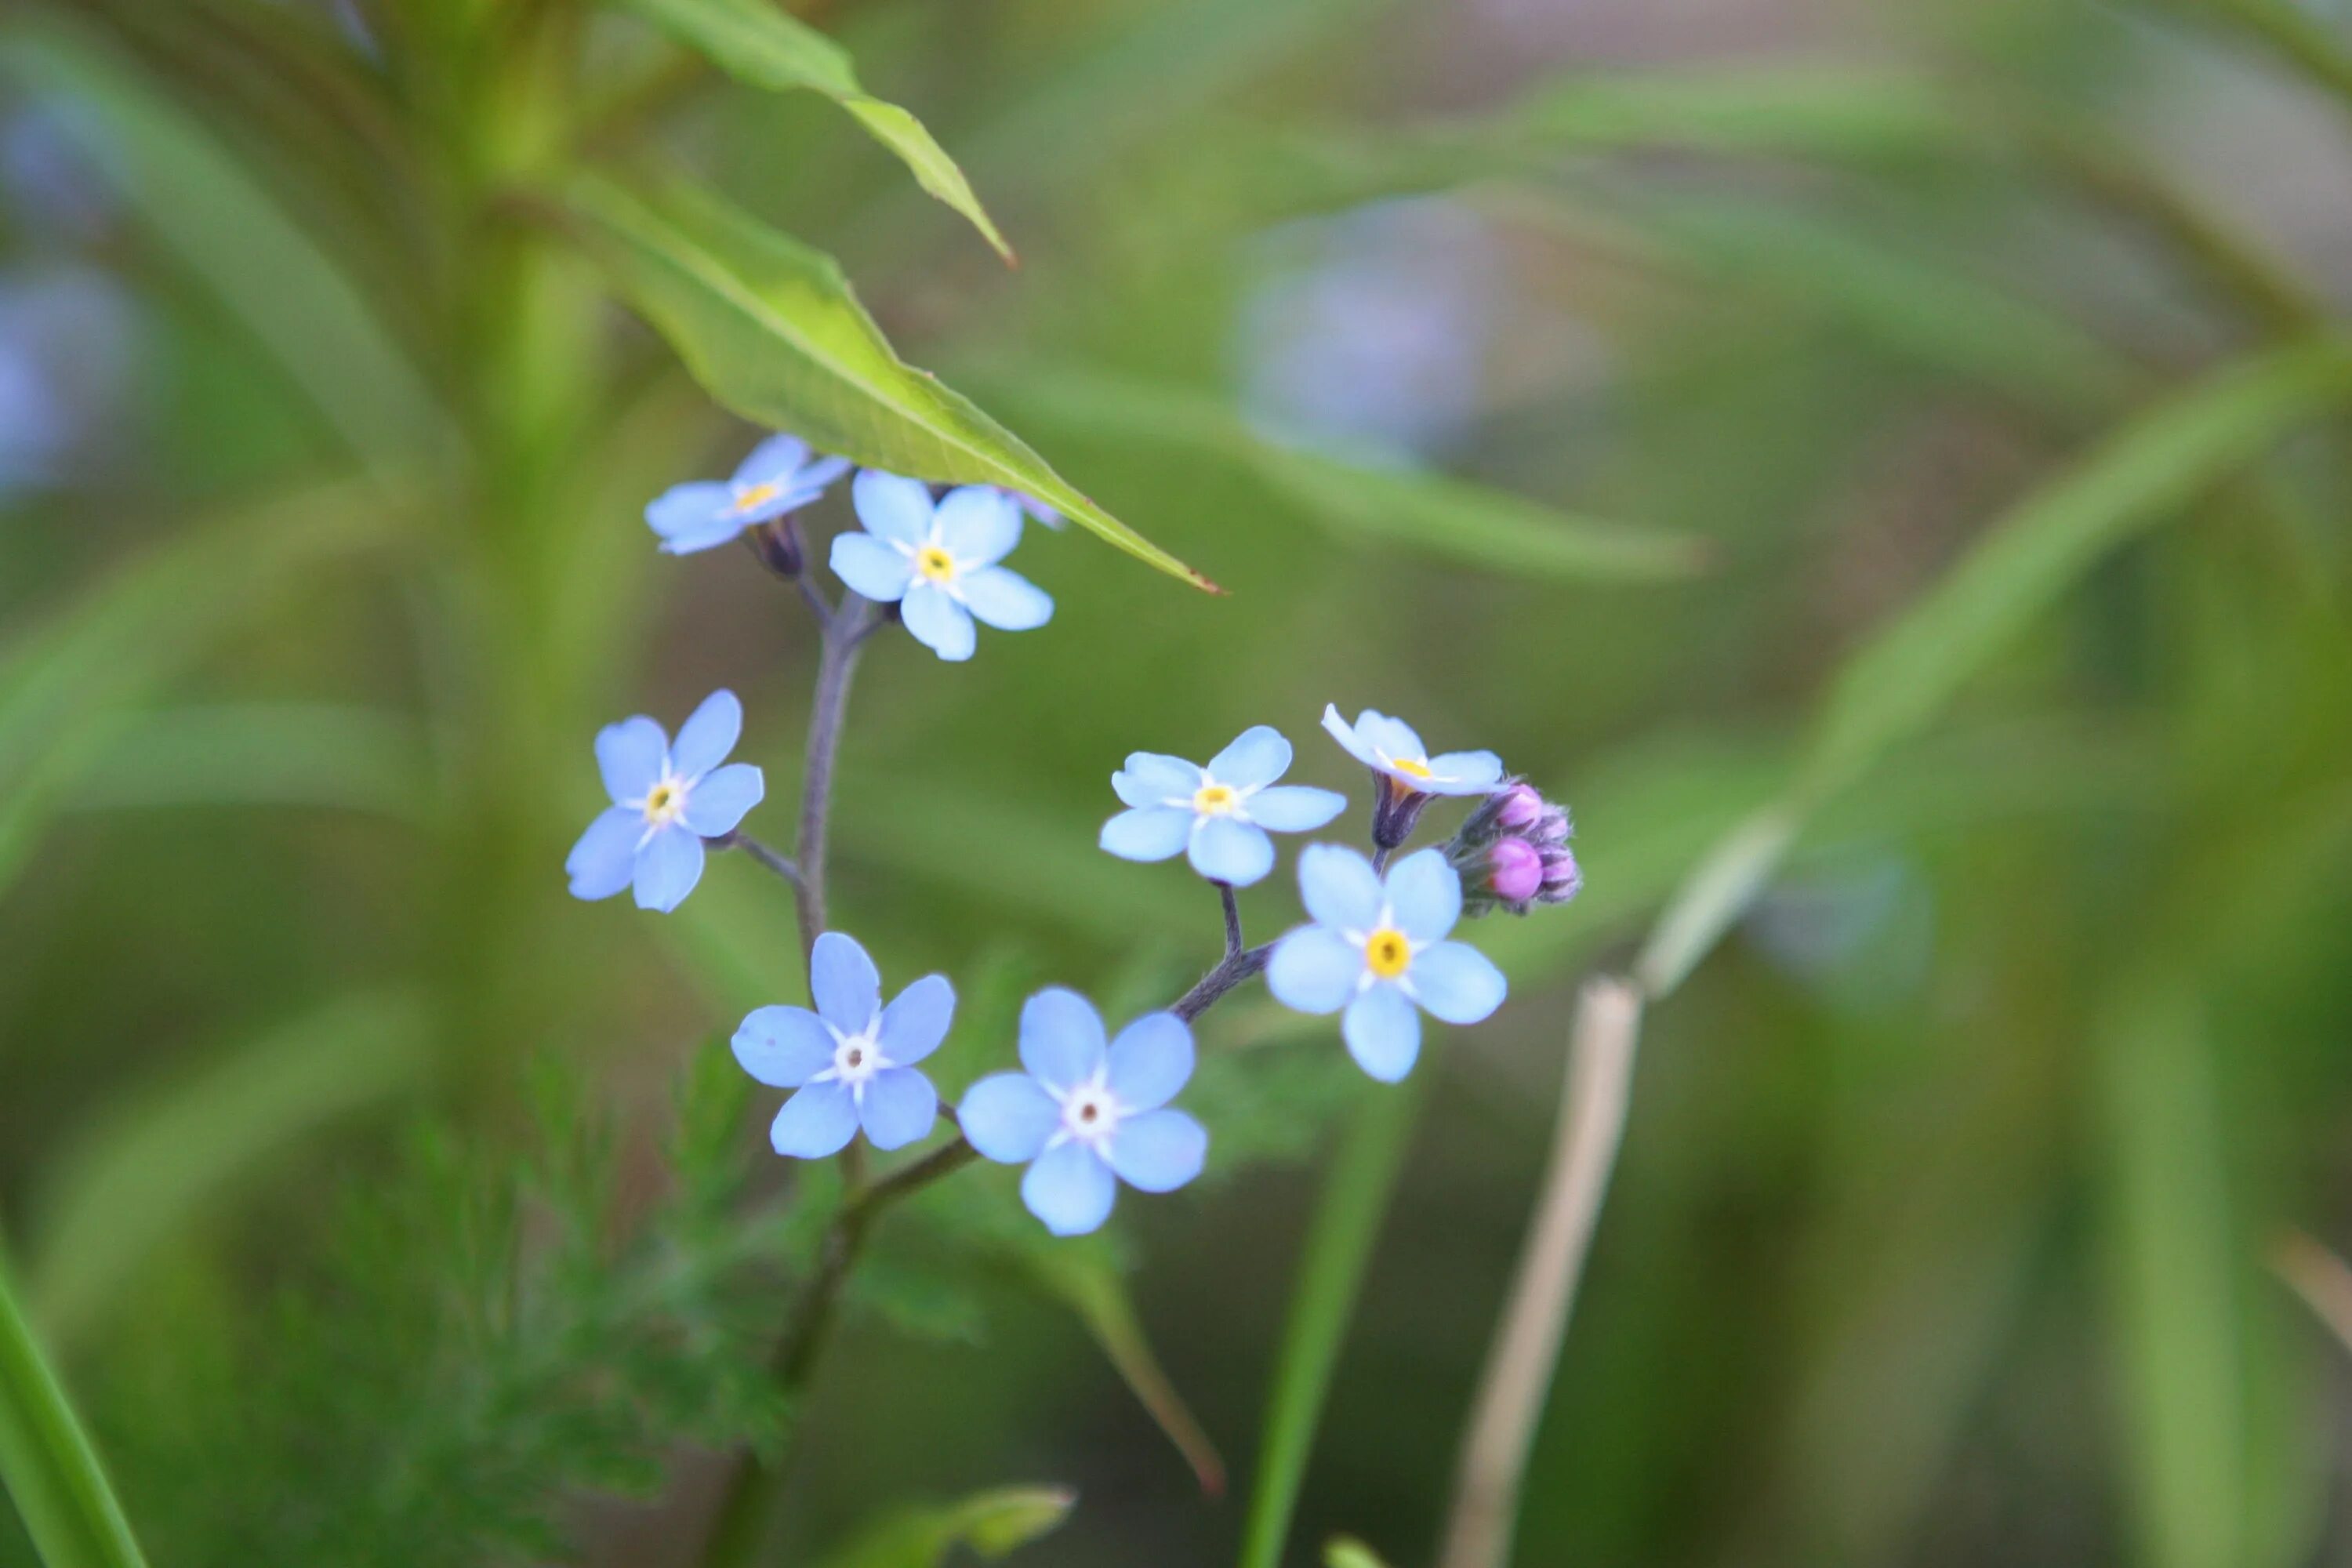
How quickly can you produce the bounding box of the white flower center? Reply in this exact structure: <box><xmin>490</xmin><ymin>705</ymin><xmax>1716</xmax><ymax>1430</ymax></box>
<box><xmin>1056</xmin><ymin>1077</ymin><xmax>1123</xmax><ymax>1149</ymax></box>
<box><xmin>730</xmin><ymin>479</ymin><xmax>785</xmax><ymax>514</ymax></box>
<box><xmin>818</xmin><ymin>1025</ymin><xmax>890</xmax><ymax>1098</ymax></box>
<box><xmin>639</xmin><ymin>772</ymin><xmax>690</xmax><ymax>829</ymax></box>
<box><xmin>1192</xmin><ymin>780</ymin><xmax>1240</xmax><ymax>816</ymax></box>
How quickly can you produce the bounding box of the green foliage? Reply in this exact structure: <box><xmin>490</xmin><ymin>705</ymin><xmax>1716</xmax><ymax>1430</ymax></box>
<box><xmin>0</xmin><ymin>1250</ymin><xmax>148</xmax><ymax>1568</ymax></box>
<box><xmin>814</xmin><ymin>1485</ymin><xmax>1074</xmax><ymax>1568</ymax></box>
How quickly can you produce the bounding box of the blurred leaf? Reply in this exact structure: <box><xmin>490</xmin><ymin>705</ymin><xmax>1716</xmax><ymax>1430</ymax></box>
<box><xmin>1028</xmin><ymin>1251</ymin><xmax>1225</xmax><ymax>1496</ymax></box>
<box><xmin>0</xmin><ymin>1246</ymin><xmax>149</xmax><ymax>1568</ymax></box>
<box><xmin>65</xmin><ymin>704</ymin><xmax>432</xmax><ymax>820</ymax></box>
<box><xmin>989</xmin><ymin>369</ymin><xmax>1708</xmax><ymax>582</ymax></box>
<box><xmin>815</xmin><ymin>1485</ymin><xmax>1076</xmax><ymax>1568</ymax></box>
<box><xmin>558</xmin><ymin>174</ymin><xmax>1217</xmax><ymax>590</ymax></box>
<box><xmin>0</xmin><ymin>24</ymin><xmax>447</xmax><ymax>472</ymax></box>
<box><xmin>1324</xmin><ymin>1537</ymin><xmax>1395</xmax><ymax>1568</ymax></box>
<box><xmin>608</xmin><ymin>0</ymin><xmax>1011</xmax><ymax>261</ymax></box>
<box><xmin>25</xmin><ymin>989</ymin><xmax>434</xmax><ymax>1348</ymax></box>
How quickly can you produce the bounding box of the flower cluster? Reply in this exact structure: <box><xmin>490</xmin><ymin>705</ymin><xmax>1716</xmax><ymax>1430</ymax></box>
<box><xmin>1446</xmin><ymin>780</ymin><xmax>1581</xmax><ymax>917</ymax></box>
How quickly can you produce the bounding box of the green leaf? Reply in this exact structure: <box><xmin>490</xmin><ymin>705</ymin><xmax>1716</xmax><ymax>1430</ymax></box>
<box><xmin>0</xmin><ymin>1245</ymin><xmax>150</xmax><ymax>1568</ymax></box>
<box><xmin>24</xmin><ymin>989</ymin><xmax>434</xmax><ymax>1348</ymax></box>
<box><xmin>1324</xmin><ymin>1537</ymin><xmax>1396</xmax><ymax>1568</ymax></box>
<box><xmin>559</xmin><ymin>173</ymin><xmax>1216</xmax><ymax>591</ymax></box>
<box><xmin>608</xmin><ymin>0</ymin><xmax>1011</xmax><ymax>261</ymax></box>
<box><xmin>815</xmin><ymin>1485</ymin><xmax>1076</xmax><ymax>1568</ymax></box>
<box><xmin>1028</xmin><ymin>1253</ymin><xmax>1226</xmax><ymax>1496</ymax></box>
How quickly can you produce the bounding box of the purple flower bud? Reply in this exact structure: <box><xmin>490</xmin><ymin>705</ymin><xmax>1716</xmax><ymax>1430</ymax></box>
<box><xmin>1528</xmin><ymin>804</ymin><xmax>1573</xmax><ymax>846</ymax></box>
<box><xmin>1489</xmin><ymin>837</ymin><xmax>1543</xmax><ymax>902</ymax></box>
<box><xmin>1493</xmin><ymin>783</ymin><xmax>1545</xmax><ymax>832</ymax></box>
<box><xmin>1537</xmin><ymin>844</ymin><xmax>1582</xmax><ymax>904</ymax></box>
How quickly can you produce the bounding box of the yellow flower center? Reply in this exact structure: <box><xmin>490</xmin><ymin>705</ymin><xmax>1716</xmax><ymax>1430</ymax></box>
<box><xmin>916</xmin><ymin>544</ymin><xmax>956</xmax><ymax>583</ymax></box>
<box><xmin>1391</xmin><ymin>756</ymin><xmax>1434</xmax><ymax>781</ymax></box>
<box><xmin>1365</xmin><ymin>927</ymin><xmax>1412</xmax><ymax>978</ymax></box>
<box><xmin>643</xmin><ymin>779</ymin><xmax>684</xmax><ymax>824</ymax></box>
<box><xmin>731</xmin><ymin>480</ymin><xmax>782</xmax><ymax>514</ymax></box>
<box><xmin>1193</xmin><ymin>782</ymin><xmax>1238</xmax><ymax>815</ymax></box>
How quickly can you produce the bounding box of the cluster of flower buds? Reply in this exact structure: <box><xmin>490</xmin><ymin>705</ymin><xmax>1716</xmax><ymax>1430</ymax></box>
<box><xmin>1447</xmin><ymin>780</ymin><xmax>1580</xmax><ymax>917</ymax></box>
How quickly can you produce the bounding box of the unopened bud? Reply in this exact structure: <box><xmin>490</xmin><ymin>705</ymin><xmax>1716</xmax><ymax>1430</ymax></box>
<box><xmin>1493</xmin><ymin>782</ymin><xmax>1545</xmax><ymax>832</ymax></box>
<box><xmin>1527</xmin><ymin>804</ymin><xmax>1573</xmax><ymax>846</ymax></box>
<box><xmin>1537</xmin><ymin>844</ymin><xmax>1582</xmax><ymax>904</ymax></box>
<box><xmin>1490</xmin><ymin>837</ymin><xmax>1543</xmax><ymax>902</ymax></box>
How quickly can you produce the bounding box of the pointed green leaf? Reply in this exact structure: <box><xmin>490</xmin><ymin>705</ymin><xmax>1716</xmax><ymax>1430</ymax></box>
<box><xmin>609</xmin><ymin>0</ymin><xmax>1012</xmax><ymax>260</ymax></box>
<box><xmin>1325</xmin><ymin>1538</ymin><xmax>1396</xmax><ymax>1568</ymax></box>
<box><xmin>1029</xmin><ymin>1252</ymin><xmax>1225</xmax><ymax>1495</ymax></box>
<box><xmin>0</xmin><ymin>1246</ymin><xmax>149</xmax><ymax>1568</ymax></box>
<box><xmin>560</xmin><ymin>173</ymin><xmax>1215</xmax><ymax>590</ymax></box>
<box><xmin>816</xmin><ymin>1485</ymin><xmax>1075</xmax><ymax>1568</ymax></box>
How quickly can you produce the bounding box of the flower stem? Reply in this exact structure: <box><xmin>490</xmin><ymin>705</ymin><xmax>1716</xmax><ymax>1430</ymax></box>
<box><xmin>708</xmin><ymin>830</ymin><xmax>800</xmax><ymax>888</ymax></box>
<box><xmin>1170</xmin><ymin>880</ymin><xmax>1272</xmax><ymax>1022</ymax></box>
<box><xmin>793</xmin><ymin>594</ymin><xmax>877</xmax><ymax>969</ymax></box>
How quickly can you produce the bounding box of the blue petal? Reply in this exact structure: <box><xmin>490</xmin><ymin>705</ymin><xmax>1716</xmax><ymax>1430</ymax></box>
<box><xmin>729</xmin><ymin>483</ymin><xmax>824</xmax><ymax>527</ymax></box>
<box><xmin>1357</xmin><ymin>710</ymin><xmax>1427</xmax><ymax>764</ymax></box>
<box><xmin>771</xmin><ymin>1080</ymin><xmax>858</xmax><ymax>1158</ymax></box>
<box><xmin>831</xmin><ymin>532</ymin><xmax>915</xmax><ymax>602</ymax></box>
<box><xmin>1245</xmin><ymin>785</ymin><xmax>1347</xmax><ymax>833</ymax></box>
<box><xmin>1298</xmin><ymin>843</ymin><xmax>1382</xmax><ymax>931</ymax></box>
<box><xmin>1321</xmin><ymin>702</ymin><xmax>1377</xmax><ymax>768</ymax></box>
<box><xmin>1343</xmin><ymin>985</ymin><xmax>1421</xmax><ymax>1082</ymax></box>
<box><xmin>1267</xmin><ymin>926</ymin><xmax>1359</xmax><ymax>1014</ymax></box>
<box><xmin>1188</xmin><ymin>815</ymin><xmax>1275</xmax><ymax>886</ymax></box>
<box><xmin>801</xmin><ymin>454</ymin><xmax>852</xmax><ymax>490</ymax></box>
<box><xmin>565</xmin><ymin>807</ymin><xmax>641</xmax><ymax>901</ymax></box>
<box><xmin>1113</xmin><ymin>753</ymin><xmax>1201</xmax><ymax>808</ymax></box>
<box><xmin>1019</xmin><ymin>987</ymin><xmax>1106</xmax><ymax>1093</ymax></box>
<box><xmin>878</xmin><ymin>973</ymin><xmax>955</xmax><ymax>1065</ymax></box>
<box><xmin>858</xmin><ymin>1066</ymin><xmax>938</xmax><ymax>1151</ymax></box>
<box><xmin>732</xmin><ymin>433</ymin><xmax>810</xmax><ymax>488</ymax></box>
<box><xmin>1425</xmin><ymin>750</ymin><xmax>1505</xmax><ymax>796</ymax></box>
<box><xmin>902</xmin><ymin>582</ymin><xmax>977</xmax><ymax>661</ymax></box>
<box><xmin>933</xmin><ymin>485</ymin><xmax>1021</xmax><ymax>566</ymax></box>
<box><xmin>810</xmin><ymin>930</ymin><xmax>882</xmax><ymax>1033</ymax></box>
<box><xmin>1022</xmin><ymin>1141</ymin><xmax>1116</xmax><ymax>1236</ymax></box>
<box><xmin>852</xmin><ymin>469</ymin><xmax>935</xmax><ymax>546</ymax></box>
<box><xmin>959</xmin><ymin>566</ymin><xmax>1052</xmax><ymax>631</ymax></box>
<box><xmin>681</xmin><ymin>763</ymin><xmax>763</xmax><ymax>837</ymax></box>
<box><xmin>595</xmin><ymin>715</ymin><xmax>667</xmax><ymax>804</ymax></box>
<box><xmin>670</xmin><ymin>688</ymin><xmax>742</xmax><ymax>779</ymax></box>
<box><xmin>1383</xmin><ymin>848</ymin><xmax>1461</xmax><ymax>942</ymax></box>
<box><xmin>632</xmin><ymin>826</ymin><xmax>704</xmax><ymax>912</ymax></box>
<box><xmin>1105</xmin><ymin>1011</ymin><xmax>1192</xmax><ymax>1110</ymax></box>
<box><xmin>732</xmin><ymin>1004</ymin><xmax>833</xmax><ymax>1087</ymax></box>
<box><xmin>1207</xmin><ymin>724</ymin><xmax>1290</xmax><ymax>789</ymax></box>
<box><xmin>1409</xmin><ymin>940</ymin><xmax>1508</xmax><ymax>1024</ymax></box>
<box><xmin>1100</xmin><ymin>806</ymin><xmax>1191</xmax><ymax>862</ymax></box>
<box><xmin>1106</xmin><ymin>1109</ymin><xmax>1206</xmax><ymax>1193</ymax></box>
<box><xmin>645</xmin><ymin>481</ymin><xmax>740</xmax><ymax>553</ymax></box>
<box><xmin>959</xmin><ymin>1073</ymin><xmax>1060</xmax><ymax>1163</ymax></box>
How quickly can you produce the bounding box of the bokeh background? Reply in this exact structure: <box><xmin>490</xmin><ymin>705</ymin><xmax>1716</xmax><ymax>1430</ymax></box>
<box><xmin>5</xmin><ymin>0</ymin><xmax>2352</xmax><ymax>1564</ymax></box>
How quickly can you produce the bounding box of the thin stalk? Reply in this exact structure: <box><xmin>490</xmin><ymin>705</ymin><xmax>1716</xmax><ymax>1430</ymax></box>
<box><xmin>1173</xmin><ymin>881</ymin><xmax>1270</xmax><ymax>1021</ymax></box>
<box><xmin>0</xmin><ymin>1241</ymin><xmax>150</xmax><ymax>1568</ymax></box>
<box><xmin>793</xmin><ymin>595</ymin><xmax>875</xmax><ymax>967</ymax></box>
<box><xmin>710</xmin><ymin>830</ymin><xmax>800</xmax><ymax>889</ymax></box>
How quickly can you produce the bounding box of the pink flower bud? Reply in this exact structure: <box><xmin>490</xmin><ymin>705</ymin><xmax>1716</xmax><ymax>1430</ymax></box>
<box><xmin>1490</xmin><ymin>837</ymin><xmax>1544</xmax><ymax>902</ymax></box>
<box><xmin>1493</xmin><ymin>782</ymin><xmax>1545</xmax><ymax>832</ymax></box>
<box><xmin>1537</xmin><ymin>844</ymin><xmax>1582</xmax><ymax>904</ymax></box>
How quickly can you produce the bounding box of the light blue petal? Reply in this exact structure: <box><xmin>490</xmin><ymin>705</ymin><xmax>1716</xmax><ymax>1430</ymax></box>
<box><xmin>830</xmin><ymin>532</ymin><xmax>915</xmax><ymax>602</ymax></box>
<box><xmin>680</xmin><ymin>763</ymin><xmax>763</xmax><ymax>837</ymax></box>
<box><xmin>730</xmin><ymin>482</ymin><xmax>824</xmax><ymax>527</ymax></box>
<box><xmin>595</xmin><ymin>715</ymin><xmax>667</xmax><ymax>804</ymax></box>
<box><xmin>645</xmin><ymin>481</ymin><xmax>740</xmax><ymax>552</ymax></box>
<box><xmin>1358</xmin><ymin>710</ymin><xmax>1427</xmax><ymax>764</ymax></box>
<box><xmin>877</xmin><ymin>973</ymin><xmax>955</xmax><ymax>1065</ymax></box>
<box><xmin>959</xmin><ymin>1073</ymin><xmax>1060</xmax><ymax>1163</ymax></box>
<box><xmin>851</xmin><ymin>469</ymin><xmax>934</xmax><ymax>546</ymax></box>
<box><xmin>1207</xmin><ymin>724</ymin><xmax>1290</xmax><ymax>789</ymax></box>
<box><xmin>632</xmin><ymin>826</ymin><xmax>704</xmax><ymax>912</ymax></box>
<box><xmin>933</xmin><ymin>485</ymin><xmax>1021</xmax><ymax>566</ymax></box>
<box><xmin>1018</xmin><ymin>987</ymin><xmax>1106</xmax><ymax>1093</ymax></box>
<box><xmin>810</xmin><ymin>930</ymin><xmax>882</xmax><ymax>1033</ymax></box>
<box><xmin>858</xmin><ymin>1066</ymin><xmax>938</xmax><ymax>1151</ymax></box>
<box><xmin>732</xmin><ymin>433</ymin><xmax>810</xmax><ymax>488</ymax></box>
<box><xmin>1113</xmin><ymin>753</ymin><xmax>1201</xmax><ymax>808</ymax></box>
<box><xmin>1107</xmin><ymin>1109</ymin><xmax>1206</xmax><ymax>1193</ymax></box>
<box><xmin>565</xmin><ymin>807</ymin><xmax>641</xmax><ymax>901</ymax></box>
<box><xmin>771</xmin><ymin>1080</ymin><xmax>858</xmax><ymax>1159</ymax></box>
<box><xmin>731</xmin><ymin>1004</ymin><xmax>833</xmax><ymax>1087</ymax></box>
<box><xmin>1409</xmin><ymin>941</ymin><xmax>1508</xmax><ymax>1025</ymax></box>
<box><xmin>1384</xmin><ymin>848</ymin><xmax>1462</xmax><ymax>942</ymax></box>
<box><xmin>1298</xmin><ymin>843</ymin><xmax>1383</xmax><ymax>931</ymax></box>
<box><xmin>901</xmin><ymin>582</ymin><xmax>977</xmax><ymax>661</ymax></box>
<box><xmin>670</xmin><ymin>688</ymin><xmax>742</xmax><ymax>779</ymax></box>
<box><xmin>1321</xmin><ymin>702</ymin><xmax>1377</xmax><ymax>768</ymax></box>
<box><xmin>1245</xmin><ymin>785</ymin><xmax>1347</xmax><ymax>833</ymax></box>
<box><xmin>1022</xmin><ymin>1141</ymin><xmax>1117</xmax><ymax>1236</ymax></box>
<box><xmin>959</xmin><ymin>566</ymin><xmax>1053</xmax><ymax>631</ymax></box>
<box><xmin>1267</xmin><ymin>926</ymin><xmax>1360</xmax><ymax>1014</ymax></box>
<box><xmin>1425</xmin><ymin>750</ymin><xmax>1505</xmax><ymax>796</ymax></box>
<box><xmin>1100</xmin><ymin>806</ymin><xmax>1190</xmax><ymax>862</ymax></box>
<box><xmin>1105</xmin><ymin>1011</ymin><xmax>1192</xmax><ymax>1110</ymax></box>
<box><xmin>802</xmin><ymin>454</ymin><xmax>852</xmax><ymax>490</ymax></box>
<box><xmin>1343</xmin><ymin>985</ymin><xmax>1421</xmax><ymax>1082</ymax></box>
<box><xmin>1188</xmin><ymin>815</ymin><xmax>1275</xmax><ymax>887</ymax></box>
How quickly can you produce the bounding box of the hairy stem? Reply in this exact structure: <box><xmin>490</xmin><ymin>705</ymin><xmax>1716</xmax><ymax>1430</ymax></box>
<box><xmin>1173</xmin><ymin>881</ymin><xmax>1271</xmax><ymax>1022</ymax></box>
<box><xmin>793</xmin><ymin>595</ymin><xmax>876</xmax><ymax>968</ymax></box>
<box><xmin>709</xmin><ymin>830</ymin><xmax>800</xmax><ymax>888</ymax></box>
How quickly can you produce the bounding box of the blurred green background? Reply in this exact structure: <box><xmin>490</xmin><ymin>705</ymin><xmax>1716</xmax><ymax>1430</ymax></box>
<box><xmin>5</xmin><ymin>0</ymin><xmax>2352</xmax><ymax>1563</ymax></box>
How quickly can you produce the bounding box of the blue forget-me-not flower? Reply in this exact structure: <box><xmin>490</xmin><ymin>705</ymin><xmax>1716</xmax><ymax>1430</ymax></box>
<box><xmin>644</xmin><ymin>434</ymin><xmax>850</xmax><ymax>554</ymax></box>
<box><xmin>829</xmin><ymin>471</ymin><xmax>1054</xmax><ymax>661</ymax></box>
<box><xmin>960</xmin><ymin>989</ymin><xmax>1207</xmax><ymax>1236</ymax></box>
<box><xmin>1100</xmin><ymin>725</ymin><xmax>1346</xmax><ymax>887</ymax></box>
<box><xmin>733</xmin><ymin>931</ymin><xmax>952</xmax><ymax>1158</ymax></box>
<box><xmin>1268</xmin><ymin>844</ymin><xmax>1507</xmax><ymax>1082</ymax></box>
<box><xmin>1321</xmin><ymin>704</ymin><xmax>1503</xmax><ymax>797</ymax></box>
<box><xmin>567</xmin><ymin>689</ymin><xmax>764</xmax><ymax>912</ymax></box>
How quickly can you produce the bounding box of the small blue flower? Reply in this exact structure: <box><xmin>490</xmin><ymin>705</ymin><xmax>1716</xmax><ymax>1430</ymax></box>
<box><xmin>1267</xmin><ymin>844</ymin><xmax>1507</xmax><ymax>1082</ymax></box>
<box><xmin>567</xmin><ymin>689</ymin><xmax>764</xmax><ymax>912</ymax></box>
<box><xmin>644</xmin><ymin>434</ymin><xmax>850</xmax><ymax>554</ymax></box>
<box><xmin>1100</xmin><ymin>725</ymin><xmax>1346</xmax><ymax>887</ymax></box>
<box><xmin>1320</xmin><ymin>704</ymin><xmax>1502</xmax><ymax>797</ymax></box>
<box><xmin>733</xmin><ymin>931</ymin><xmax>953</xmax><ymax>1158</ymax></box>
<box><xmin>959</xmin><ymin>989</ymin><xmax>1207</xmax><ymax>1237</ymax></box>
<box><xmin>829</xmin><ymin>471</ymin><xmax>1054</xmax><ymax>662</ymax></box>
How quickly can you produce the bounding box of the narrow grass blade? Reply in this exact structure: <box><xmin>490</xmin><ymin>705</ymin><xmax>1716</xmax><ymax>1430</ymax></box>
<box><xmin>0</xmin><ymin>1246</ymin><xmax>148</xmax><ymax>1568</ymax></box>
